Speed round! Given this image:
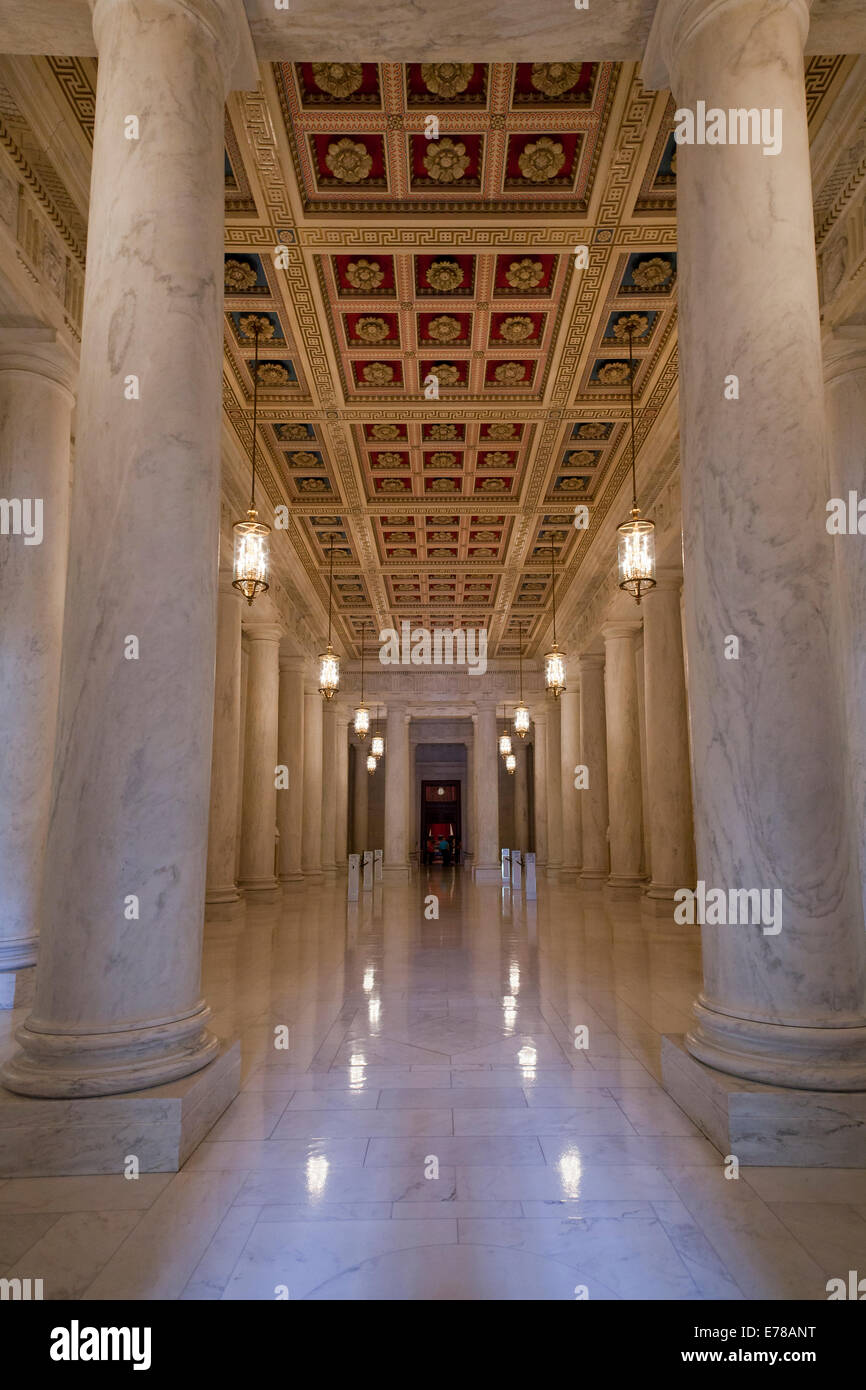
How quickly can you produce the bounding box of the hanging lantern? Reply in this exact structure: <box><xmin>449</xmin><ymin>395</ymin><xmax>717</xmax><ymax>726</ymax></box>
<box><xmin>513</xmin><ymin>621</ymin><xmax>530</xmax><ymax>736</ymax></box>
<box><xmin>232</xmin><ymin>321</ymin><xmax>270</xmax><ymax>604</ymax></box>
<box><xmin>616</xmin><ymin>323</ymin><xmax>656</xmax><ymax>603</ymax></box>
<box><xmin>505</xmin><ymin>752</ymin><xmax>517</xmax><ymax>775</ymax></box>
<box><xmin>318</xmin><ymin>532</ymin><xmax>340</xmax><ymax>699</ymax></box>
<box><xmin>353</xmin><ymin>619</ymin><xmax>370</xmax><ymax>737</ymax></box>
<box><xmin>366</xmin><ymin>753</ymin><xmax>377</xmax><ymax>774</ymax></box>
<box><xmin>499</xmin><ymin>727</ymin><xmax>513</xmax><ymax>758</ymax></box>
<box><xmin>371</xmin><ymin>704</ymin><xmax>384</xmax><ymax>759</ymax></box>
<box><xmin>544</xmin><ymin>537</ymin><xmax>566</xmax><ymax>698</ymax></box>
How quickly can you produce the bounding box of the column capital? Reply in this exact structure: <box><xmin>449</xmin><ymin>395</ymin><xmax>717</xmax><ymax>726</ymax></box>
<box><xmin>577</xmin><ymin>651</ymin><xmax>605</xmax><ymax>672</ymax></box>
<box><xmin>823</xmin><ymin>324</ymin><xmax>866</xmax><ymax>385</ymax></box>
<box><xmin>601</xmin><ymin>619</ymin><xmax>642</xmax><ymax>642</ymax></box>
<box><xmin>643</xmin><ymin>0</ymin><xmax>810</xmax><ymax>90</ymax></box>
<box><xmin>242</xmin><ymin>621</ymin><xmax>284</xmax><ymax>644</ymax></box>
<box><xmin>90</xmin><ymin>0</ymin><xmax>258</xmax><ymax>94</ymax></box>
<box><xmin>653</xmin><ymin>565</ymin><xmax>685</xmax><ymax>593</ymax></box>
<box><xmin>0</xmin><ymin>326</ymin><xmax>77</xmax><ymax>398</ymax></box>
<box><xmin>279</xmin><ymin>653</ymin><xmax>307</xmax><ymax>673</ymax></box>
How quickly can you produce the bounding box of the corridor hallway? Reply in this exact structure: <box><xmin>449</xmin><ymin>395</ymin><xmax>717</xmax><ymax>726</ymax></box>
<box><xmin>1</xmin><ymin>874</ymin><xmax>863</xmax><ymax>1300</ymax></box>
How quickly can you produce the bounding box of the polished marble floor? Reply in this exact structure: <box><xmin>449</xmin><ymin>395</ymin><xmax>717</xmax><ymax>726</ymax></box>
<box><xmin>2</xmin><ymin>869</ymin><xmax>865</xmax><ymax>1299</ymax></box>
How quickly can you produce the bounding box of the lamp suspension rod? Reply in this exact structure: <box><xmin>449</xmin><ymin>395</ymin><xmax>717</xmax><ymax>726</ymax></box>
<box><xmin>627</xmin><ymin>323</ymin><xmax>637</xmax><ymax>510</ymax></box>
<box><xmin>249</xmin><ymin>323</ymin><xmax>261</xmax><ymax>510</ymax></box>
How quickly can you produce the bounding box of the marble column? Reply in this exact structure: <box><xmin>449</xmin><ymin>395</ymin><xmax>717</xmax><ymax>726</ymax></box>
<box><xmin>301</xmin><ymin>681</ymin><xmax>323</xmax><ymax>879</ymax></box>
<box><xmin>559</xmin><ymin>676</ymin><xmax>581</xmax><ymax>880</ymax></box>
<box><xmin>0</xmin><ymin>331</ymin><xmax>75</xmax><ymax>1009</ymax></box>
<box><xmin>319</xmin><ymin>700</ymin><xmax>338</xmax><ymax>877</ymax></box>
<box><xmin>531</xmin><ymin>712</ymin><xmax>548</xmax><ymax>867</ymax></box>
<box><xmin>238</xmin><ymin>623</ymin><xmax>282</xmax><ymax>901</ymax></box>
<box><xmin>603</xmin><ymin>621</ymin><xmax>644</xmax><ymax>892</ymax></box>
<box><xmin>513</xmin><ymin>741</ymin><xmax>529</xmax><ymax>851</ymax></box>
<box><xmin>277</xmin><ymin>655</ymin><xmax>305</xmax><ymax>884</ymax></box>
<box><xmin>646</xmin><ymin>0</ymin><xmax>866</xmax><ymax>1144</ymax></box>
<box><xmin>352</xmin><ymin>741</ymin><xmax>368</xmax><ymax>854</ymax></box>
<box><xmin>335</xmin><ymin>712</ymin><xmax>349</xmax><ymax>867</ymax></box>
<box><xmin>545</xmin><ymin>695</ymin><xmax>563</xmax><ymax>879</ymax></box>
<box><xmin>384</xmin><ymin>702</ymin><xmax>410</xmax><ymax>878</ymax></box>
<box><xmin>642</xmin><ymin>568</ymin><xmax>695</xmax><ymax>902</ymax></box>
<box><xmin>205</xmin><ymin>573</ymin><xmax>244</xmax><ymax>909</ymax></box>
<box><xmin>578</xmin><ymin>653</ymin><xmax>609</xmax><ymax>884</ymax></box>
<box><xmin>472</xmin><ymin>699</ymin><xmax>501</xmax><ymax>881</ymax></box>
<box><xmin>0</xmin><ymin>0</ymin><xmax>250</xmax><ymax>1101</ymax></box>
<box><xmin>824</xmin><ymin>327</ymin><xmax>866</xmax><ymax>921</ymax></box>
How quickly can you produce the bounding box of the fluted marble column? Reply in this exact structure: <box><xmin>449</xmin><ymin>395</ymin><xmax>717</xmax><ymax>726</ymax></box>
<box><xmin>0</xmin><ymin>332</ymin><xmax>75</xmax><ymax>1009</ymax></box>
<box><xmin>824</xmin><ymin>327</ymin><xmax>866</xmax><ymax>922</ymax></box>
<box><xmin>545</xmin><ymin>695</ymin><xmax>563</xmax><ymax>879</ymax></box>
<box><xmin>384</xmin><ymin>703</ymin><xmax>410</xmax><ymax>878</ymax></box>
<box><xmin>642</xmin><ymin>569</ymin><xmax>695</xmax><ymax>902</ymax></box>
<box><xmin>301</xmin><ymin>681</ymin><xmax>323</xmax><ymax>879</ymax></box>
<box><xmin>472</xmin><ymin>699</ymin><xmax>501</xmax><ymax>881</ymax></box>
<box><xmin>353</xmin><ymin>742</ymin><xmax>368</xmax><ymax>854</ymax></box>
<box><xmin>531</xmin><ymin>712</ymin><xmax>548</xmax><ymax>867</ymax></box>
<box><xmin>578</xmin><ymin>653</ymin><xmax>608</xmax><ymax>884</ymax></box>
<box><xmin>559</xmin><ymin>676</ymin><xmax>581</xmax><ymax>879</ymax></box>
<box><xmin>205</xmin><ymin>573</ymin><xmax>244</xmax><ymax>909</ymax></box>
<box><xmin>238</xmin><ymin>623</ymin><xmax>281</xmax><ymax>901</ymax></box>
<box><xmin>647</xmin><ymin>0</ymin><xmax>866</xmax><ymax>1107</ymax></box>
<box><xmin>603</xmin><ymin>622</ymin><xmax>644</xmax><ymax>891</ymax></box>
<box><xmin>335</xmin><ymin>713</ymin><xmax>349</xmax><ymax>867</ymax></box>
<box><xmin>277</xmin><ymin>655</ymin><xmax>305</xmax><ymax>884</ymax></box>
<box><xmin>0</xmin><ymin>0</ymin><xmax>251</xmax><ymax>1099</ymax></box>
<box><xmin>319</xmin><ymin>700</ymin><xmax>338</xmax><ymax>877</ymax></box>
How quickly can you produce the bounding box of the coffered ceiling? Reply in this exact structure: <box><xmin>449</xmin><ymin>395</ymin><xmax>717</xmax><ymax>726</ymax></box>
<box><xmin>20</xmin><ymin>51</ymin><xmax>856</xmax><ymax>658</ymax></box>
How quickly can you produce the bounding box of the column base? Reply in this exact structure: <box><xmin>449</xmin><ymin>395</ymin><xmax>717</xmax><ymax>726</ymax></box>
<box><xmin>686</xmin><ymin>998</ymin><xmax>866</xmax><ymax>1091</ymax></box>
<box><xmin>204</xmin><ymin>896</ymin><xmax>246</xmax><ymax>924</ymax></box>
<box><xmin>382</xmin><ymin>864</ymin><xmax>411</xmax><ymax>881</ymax></box>
<box><xmin>0</xmin><ymin>1040</ymin><xmax>240</xmax><ymax>1176</ymax></box>
<box><xmin>0</xmin><ymin>1002</ymin><xmax>220</xmax><ymax>1099</ymax></box>
<box><xmin>236</xmin><ymin>876</ymin><xmax>280</xmax><ymax>902</ymax></box>
<box><xmin>641</xmin><ymin>892</ymin><xmax>678</xmax><ymax>917</ymax></box>
<box><xmin>473</xmin><ymin>865</ymin><xmax>503</xmax><ymax>883</ymax></box>
<box><xmin>279</xmin><ymin>871</ymin><xmax>305</xmax><ymax>885</ymax></box>
<box><xmin>303</xmin><ymin>868</ymin><xmax>324</xmax><ymax>882</ymax></box>
<box><xmin>0</xmin><ymin>966</ymin><xmax>36</xmax><ymax>1011</ymax></box>
<box><xmin>545</xmin><ymin>864</ymin><xmax>563</xmax><ymax>882</ymax></box>
<box><xmin>205</xmin><ymin>885</ymin><xmax>241</xmax><ymax>906</ymax></box>
<box><xmin>662</xmin><ymin>1035</ymin><xmax>866</xmax><ymax>1167</ymax></box>
<box><xmin>579</xmin><ymin>870</ymin><xmax>606</xmax><ymax>888</ymax></box>
<box><xmin>605</xmin><ymin>874</ymin><xmax>645</xmax><ymax>899</ymax></box>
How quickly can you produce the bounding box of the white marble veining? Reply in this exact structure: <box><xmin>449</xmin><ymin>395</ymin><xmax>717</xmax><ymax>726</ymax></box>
<box><xmin>0</xmin><ymin>333</ymin><xmax>75</xmax><ymax>1006</ymax></box>
<box><xmin>650</xmin><ymin>0</ymin><xmax>866</xmax><ymax>1090</ymax></box>
<box><xmin>0</xmin><ymin>0</ymin><xmax>248</xmax><ymax>1097</ymax></box>
<box><xmin>205</xmin><ymin>575</ymin><xmax>244</xmax><ymax>907</ymax></box>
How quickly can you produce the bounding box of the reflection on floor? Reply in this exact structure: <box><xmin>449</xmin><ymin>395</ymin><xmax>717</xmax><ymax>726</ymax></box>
<box><xmin>1</xmin><ymin>869</ymin><xmax>865</xmax><ymax>1299</ymax></box>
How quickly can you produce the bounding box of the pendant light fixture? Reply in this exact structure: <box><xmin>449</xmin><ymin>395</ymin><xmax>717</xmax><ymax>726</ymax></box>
<box><xmin>616</xmin><ymin>322</ymin><xmax>656</xmax><ymax>602</ymax></box>
<box><xmin>505</xmin><ymin>751</ymin><xmax>517</xmax><ymax>775</ymax></box>
<box><xmin>318</xmin><ymin>532</ymin><xmax>340</xmax><ymax>699</ymax></box>
<box><xmin>513</xmin><ymin>620</ymin><xmax>530</xmax><ymax>737</ymax></box>
<box><xmin>366</xmin><ymin>752</ymin><xmax>377</xmax><ymax>774</ymax></box>
<box><xmin>371</xmin><ymin>704</ymin><xmax>385</xmax><ymax>760</ymax></box>
<box><xmin>232</xmin><ymin>319</ymin><xmax>270</xmax><ymax>604</ymax></box>
<box><xmin>544</xmin><ymin>536</ymin><xmax>566</xmax><ymax>698</ymax></box>
<box><xmin>353</xmin><ymin>619</ymin><xmax>370</xmax><ymax>739</ymax></box>
<box><xmin>498</xmin><ymin>706</ymin><xmax>512</xmax><ymax>759</ymax></box>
